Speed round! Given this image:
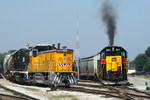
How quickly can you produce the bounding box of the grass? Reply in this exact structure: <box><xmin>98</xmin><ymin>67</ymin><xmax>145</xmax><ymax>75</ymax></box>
<box><xmin>22</xmin><ymin>87</ymin><xmax>39</xmax><ymax>91</ymax></box>
<box><xmin>53</xmin><ymin>94</ymin><xmax>78</xmax><ymax>100</ymax></box>
<box><xmin>71</xmin><ymin>97</ymin><xmax>78</xmax><ymax>100</ymax></box>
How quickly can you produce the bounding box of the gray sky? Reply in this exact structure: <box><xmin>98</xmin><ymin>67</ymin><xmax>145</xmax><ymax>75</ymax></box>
<box><xmin>0</xmin><ymin>0</ymin><xmax>150</xmax><ymax>60</ymax></box>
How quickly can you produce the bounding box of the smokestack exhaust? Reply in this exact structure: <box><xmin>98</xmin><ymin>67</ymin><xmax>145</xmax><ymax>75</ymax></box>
<box><xmin>52</xmin><ymin>44</ymin><xmax>55</xmax><ymax>49</ymax></box>
<box><xmin>101</xmin><ymin>0</ymin><xmax>117</xmax><ymax>46</ymax></box>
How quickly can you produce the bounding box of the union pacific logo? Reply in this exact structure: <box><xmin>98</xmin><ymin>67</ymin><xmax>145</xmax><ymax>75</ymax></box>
<box><xmin>64</xmin><ymin>57</ymin><xmax>66</xmax><ymax>61</ymax></box>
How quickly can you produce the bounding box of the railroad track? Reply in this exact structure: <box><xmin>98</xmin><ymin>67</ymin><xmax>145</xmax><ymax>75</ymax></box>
<box><xmin>0</xmin><ymin>85</ymin><xmax>38</xmax><ymax>100</ymax></box>
<box><xmin>59</xmin><ymin>86</ymin><xmax>123</xmax><ymax>99</ymax></box>
<box><xmin>59</xmin><ymin>80</ymin><xmax>150</xmax><ymax>100</ymax></box>
<box><xmin>107</xmin><ymin>86</ymin><xmax>150</xmax><ymax>100</ymax></box>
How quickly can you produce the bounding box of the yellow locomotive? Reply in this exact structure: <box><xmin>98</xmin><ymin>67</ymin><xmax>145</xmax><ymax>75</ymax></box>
<box><xmin>79</xmin><ymin>46</ymin><xmax>128</xmax><ymax>84</ymax></box>
<box><xmin>3</xmin><ymin>43</ymin><xmax>77</xmax><ymax>87</ymax></box>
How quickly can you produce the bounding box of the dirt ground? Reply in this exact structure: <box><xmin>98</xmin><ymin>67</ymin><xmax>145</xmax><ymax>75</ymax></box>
<box><xmin>0</xmin><ymin>78</ymin><xmax>116</xmax><ymax>100</ymax></box>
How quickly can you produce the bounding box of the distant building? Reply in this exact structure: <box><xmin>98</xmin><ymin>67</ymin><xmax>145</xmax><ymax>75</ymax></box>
<box><xmin>127</xmin><ymin>59</ymin><xmax>136</xmax><ymax>74</ymax></box>
<box><xmin>128</xmin><ymin>67</ymin><xmax>136</xmax><ymax>74</ymax></box>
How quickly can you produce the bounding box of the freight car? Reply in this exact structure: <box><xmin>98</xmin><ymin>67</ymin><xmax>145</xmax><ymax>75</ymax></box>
<box><xmin>3</xmin><ymin>44</ymin><xmax>77</xmax><ymax>88</ymax></box>
<box><xmin>3</xmin><ymin>54</ymin><xmax>12</xmax><ymax>79</ymax></box>
<box><xmin>79</xmin><ymin>46</ymin><xmax>128</xmax><ymax>84</ymax></box>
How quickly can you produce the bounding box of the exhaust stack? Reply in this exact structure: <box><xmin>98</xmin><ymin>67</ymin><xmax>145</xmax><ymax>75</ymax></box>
<box><xmin>52</xmin><ymin>44</ymin><xmax>55</xmax><ymax>49</ymax></box>
<box><xmin>58</xmin><ymin>43</ymin><xmax>61</xmax><ymax>50</ymax></box>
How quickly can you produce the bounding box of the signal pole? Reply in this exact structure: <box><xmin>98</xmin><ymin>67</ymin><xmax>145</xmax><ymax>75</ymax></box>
<box><xmin>75</xmin><ymin>13</ymin><xmax>80</xmax><ymax>80</ymax></box>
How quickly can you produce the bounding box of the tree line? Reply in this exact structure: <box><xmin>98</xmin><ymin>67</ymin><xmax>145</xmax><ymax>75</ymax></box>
<box><xmin>130</xmin><ymin>46</ymin><xmax>150</xmax><ymax>72</ymax></box>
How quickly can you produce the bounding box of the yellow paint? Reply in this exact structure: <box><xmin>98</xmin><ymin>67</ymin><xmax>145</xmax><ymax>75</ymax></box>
<box><xmin>28</xmin><ymin>51</ymin><xmax>76</xmax><ymax>73</ymax></box>
<box><xmin>106</xmin><ymin>56</ymin><xmax>122</xmax><ymax>72</ymax></box>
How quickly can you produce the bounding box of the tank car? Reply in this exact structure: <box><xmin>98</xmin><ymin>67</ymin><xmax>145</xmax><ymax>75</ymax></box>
<box><xmin>3</xmin><ymin>54</ymin><xmax>13</xmax><ymax>79</ymax></box>
<box><xmin>79</xmin><ymin>46</ymin><xmax>128</xmax><ymax>84</ymax></box>
<box><xmin>3</xmin><ymin>43</ymin><xmax>77</xmax><ymax>87</ymax></box>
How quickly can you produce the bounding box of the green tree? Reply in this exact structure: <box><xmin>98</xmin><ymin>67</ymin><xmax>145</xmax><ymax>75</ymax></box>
<box><xmin>134</xmin><ymin>54</ymin><xmax>147</xmax><ymax>71</ymax></box>
<box><xmin>143</xmin><ymin>59</ymin><xmax>150</xmax><ymax>72</ymax></box>
<box><xmin>129</xmin><ymin>60</ymin><xmax>136</xmax><ymax>68</ymax></box>
<box><xmin>145</xmin><ymin>46</ymin><xmax>150</xmax><ymax>58</ymax></box>
<box><xmin>8</xmin><ymin>50</ymin><xmax>16</xmax><ymax>54</ymax></box>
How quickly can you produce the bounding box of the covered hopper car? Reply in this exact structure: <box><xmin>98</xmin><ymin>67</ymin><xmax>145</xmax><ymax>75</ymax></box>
<box><xmin>79</xmin><ymin>46</ymin><xmax>128</xmax><ymax>84</ymax></box>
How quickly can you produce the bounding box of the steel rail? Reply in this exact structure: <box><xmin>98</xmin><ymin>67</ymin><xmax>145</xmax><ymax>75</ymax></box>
<box><xmin>0</xmin><ymin>85</ymin><xmax>38</xmax><ymax>100</ymax></box>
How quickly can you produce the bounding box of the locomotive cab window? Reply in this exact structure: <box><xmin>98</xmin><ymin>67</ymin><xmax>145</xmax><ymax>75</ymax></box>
<box><xmin>106</xmin><ymin>51</ymin><xmax>121</xmax><ymax>56</ymax></box>
<box><xmin>121</xmin><ymin>52</ymin><xmax>126</xmax><ymax>58</ymax></box>
<box><xmin>122</xmin><ymin>51</ymin><xmax>127</xmax><ymax>58</ymax></box>
<box><xmin>33</xmin><ymin>50</ymin><xmax>38</xmax><ymax>57</ymax></box>
<box><xmin>101</xmin><ymin>52</ymin><xmax>105</xmax><ymax>59</ymax></box>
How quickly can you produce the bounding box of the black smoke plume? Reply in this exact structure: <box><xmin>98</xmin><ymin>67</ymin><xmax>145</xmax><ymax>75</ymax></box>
<box><xmin>101</xmin><ymin>0</ymin><xmax>117</xmax><ymax>46</ymax></box>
